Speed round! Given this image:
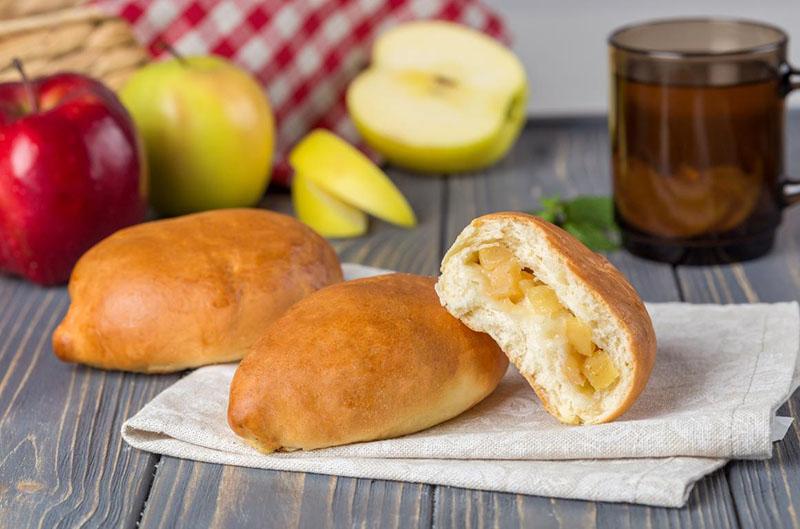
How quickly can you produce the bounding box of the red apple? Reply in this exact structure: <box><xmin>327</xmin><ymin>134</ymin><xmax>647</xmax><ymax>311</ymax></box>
<box><xmin>0</xmin><ymin>66</ymin><xmax>147</xmax><ymax>285</ymax></box>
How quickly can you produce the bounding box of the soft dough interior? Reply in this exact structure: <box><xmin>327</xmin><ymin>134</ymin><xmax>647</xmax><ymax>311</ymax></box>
<box><xmin>465</xmin><ymin>245</ymin><xmax>622</xmax><ymax>423</ymax></box>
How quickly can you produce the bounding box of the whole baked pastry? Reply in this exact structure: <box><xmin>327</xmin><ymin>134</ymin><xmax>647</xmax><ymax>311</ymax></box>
<box><xmin>52</xmin><ymin>208</ymin><xmax>342</xmax><ymax>373</ymax></box>
<box><xmin>436</xmin><ymin>212</ymin><xmax>656</xmax><ymax>425</ymax></box>
<box><xmin>228</xmin><ymin>273</ymin><xmax>508</xmax><ymax>453</ymax></box>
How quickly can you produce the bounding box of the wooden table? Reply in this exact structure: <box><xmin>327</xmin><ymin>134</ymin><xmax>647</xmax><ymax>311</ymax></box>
<box><xmin>2</xmin><ymin>116</ymin><xmax>799</xmax><ymax>529</ymax></box>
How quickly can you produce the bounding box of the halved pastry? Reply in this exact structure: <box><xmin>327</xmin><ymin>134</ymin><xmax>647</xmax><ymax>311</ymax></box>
<box><xmin>52</xmin><ymin>209</ymin><xmax>342</xmax><ymax>373</ymax></box>
<box><xmin>435</xmin><ymin>212</ymin><xmax>656</xmax><ymax>424</ymax></box>
<box><xmin>228</xmin><ymin>273</ymin><xmax>508</xmax><ymax>453</ymax></box>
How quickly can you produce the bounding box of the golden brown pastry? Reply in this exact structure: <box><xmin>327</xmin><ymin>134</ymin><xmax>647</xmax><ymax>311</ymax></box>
<box><xmin>52</xmin><ymin>208</ymin><xmax>342</xmax><ymax>373</ymax></box>
<box><xmin>436</xmin><ymin>212</ymin><xmax>656</xmax><ymax>424</ymax></box>
<box><xmin>228</xmin><ymin>273</ymin><xmax>508</xmax><ymax>453</ymax></box>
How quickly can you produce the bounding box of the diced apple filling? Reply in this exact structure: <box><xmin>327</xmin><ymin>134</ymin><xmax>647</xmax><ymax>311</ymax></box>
<box><xmin>476</xmin><ymin>245</ymin><xmax>531</xmax><ymax>303</ymax></box>
<box><xmin>582</xmin><ymin>351</ymin><xmax>619</xmax><ymax>390</ymax></box>
<box><xmin>474</xmin><ymin>246</ymin><xmax>620</xmax><ymax>392</ymax></box>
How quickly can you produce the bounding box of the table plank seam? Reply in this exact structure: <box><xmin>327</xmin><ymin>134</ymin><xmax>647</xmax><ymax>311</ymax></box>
<box><xmin>131</xmin><ymin>454</ymin><xmax>163</xmax><ymax>528</ymax></box>
<box><xmin>430</xmin><ymin>482</ymin><xmax>441</xmax><ymax>529</ymax></box>
<box><xmin>437</xmin><ymin>176</ymin><xmax>450</xmax><ymax>267</ymax></box>
<box><xmin>723</xmin><ymin>466</ymin><xmax>753</xmax><ymax>529</ymax></box>
<box><xmin>671</xmin><ymin>266</ymin><xmax>687</xmax><ymax>303</ymax></box>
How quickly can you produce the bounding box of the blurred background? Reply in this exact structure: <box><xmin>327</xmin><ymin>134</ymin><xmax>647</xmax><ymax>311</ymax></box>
<box><xmin>4</xmin><ymin>0</ymin><xmax>800</xmax><ymax>117</ymax></box>
<box><xmin>496</xmin><ymin>0</ymin><xmax>800</xmax><ymax>116</ymax></box>
<box><xmin>1</xmin><ymin>0</ymin><xmax>798</xmax><ymax>283</ymax></box>
<box><xmin>6</xmin><ymin>0</ymin><xmax>800</xmax><ymax>116</ymax></box>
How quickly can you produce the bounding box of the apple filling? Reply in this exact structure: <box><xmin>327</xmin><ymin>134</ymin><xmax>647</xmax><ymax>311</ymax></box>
<box><xmin>471</xmin><ymin>246</ymin><xmax>619</xmax><ymax>392</ymax></box>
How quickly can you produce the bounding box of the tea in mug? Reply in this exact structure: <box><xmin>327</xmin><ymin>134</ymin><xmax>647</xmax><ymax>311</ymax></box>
<box><xmin>608</xmin><ymin>17</ymin><xmax>800</xmax><ymax>263</ymax></box>
<box><xmin>612</xmin><ymin>75</ymin><xmax>783</xmax><ymax>251</ymax></box>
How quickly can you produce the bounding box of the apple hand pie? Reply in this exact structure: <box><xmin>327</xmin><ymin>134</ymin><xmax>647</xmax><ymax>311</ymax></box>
<box><xmin>436</xmin><ymin>212</ymin><xmax>656</xmax><ymax>424</ymax></box>
<box><xmin>228</xmin><ymin>274</ymin><xmax>508</xmax><ymax>453</ymax></box>
<box><xmin>52</xmin><ymin>209</ymin><xmax>342</xmax><ymax>373</ymax></box>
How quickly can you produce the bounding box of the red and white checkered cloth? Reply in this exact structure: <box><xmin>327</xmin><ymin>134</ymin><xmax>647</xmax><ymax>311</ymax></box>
<box><xmin>96</xmin><ymin>0</ymin><xmax>510</xmax><ymax>186</ymax></box>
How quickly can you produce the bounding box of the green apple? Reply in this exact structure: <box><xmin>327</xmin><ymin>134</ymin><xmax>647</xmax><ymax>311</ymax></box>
<box><xmin>289</xmin><ymin>129</ymin><xmax>416</xmax><ymax>230</ymax></box>
<box><xmin>346</xmin><ymin>21</ymin><xmax>527</xmax><ymax>173</ymax></box>
<box><xmin>292</xmin><ymin>171</ymin><xmax>367</xmax><ymax>238</ymax></box>
<box><xmin>120</xmin><ymin>55</ymin><xmax>274</xmax><ymax>215</ymax></box>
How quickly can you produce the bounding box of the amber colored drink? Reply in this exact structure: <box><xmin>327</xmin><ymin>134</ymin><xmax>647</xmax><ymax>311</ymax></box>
<box><xmin>612</xmin><ymin>76</ymin><xmax>784</xmax><ymax>251</ymax></box>
<box><xmin>609</xmin><ymin>18</ymin><xmax>800</xmax><ymax>264</ymax></box>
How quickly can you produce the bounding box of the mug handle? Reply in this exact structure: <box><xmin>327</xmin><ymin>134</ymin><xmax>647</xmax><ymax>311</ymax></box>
<box><xmin>782</xmin><ymin>66</ymin><xmax>800</xmax><ymax>207</ymax></box>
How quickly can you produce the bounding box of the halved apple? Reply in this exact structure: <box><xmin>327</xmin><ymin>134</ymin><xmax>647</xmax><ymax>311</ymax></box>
<box><xmin>292</xmin><ymin>171</ymin><xmax>367</xmax><ymax>238</ymax></box>
<box><xmin>347</xmin><ymin>21</ymin><xmax>528</xmax><ymax>173</ymax></box>
<box><xmin>289</xmin><ymin>129</ymin><xmax>416</xmax><ymax>230</ymax></box>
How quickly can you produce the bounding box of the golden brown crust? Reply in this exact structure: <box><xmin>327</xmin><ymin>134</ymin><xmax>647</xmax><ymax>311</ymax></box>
<box><xmin>467</xmin><ymin>212</ymin><xmax>656</xmax><ymax>424</ymax></box>
<box><xmin>52</xmin><ymin>208</ymin><xmax>343</xmax><ymax>373</ymax></box>
<box><xmin>228</xmin><ymin>274</ymin><xmax>508</xmax><ymax>453</ymax></box>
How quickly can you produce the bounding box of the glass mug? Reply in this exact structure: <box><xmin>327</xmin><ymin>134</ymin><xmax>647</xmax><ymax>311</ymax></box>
<box><xmin>609</xmin><ymin>18</ymin><xmax>800</xmax><ymax>264</ymax></box>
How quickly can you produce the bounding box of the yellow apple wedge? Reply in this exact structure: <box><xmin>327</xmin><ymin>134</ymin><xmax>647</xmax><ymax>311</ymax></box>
<box><xmin>346</xmin><ymin>21</ymin><xmax>528</xmax><ymax>173</ymax></box>
<box><xmin>292</xmin><ymin>171</ymin><xmax>367</xmax><ymax>238</ymax></box>
<box><xmin>289</xmin><ymin>129</ymin><xmax>416</xmax><ymax>228</ymax></box>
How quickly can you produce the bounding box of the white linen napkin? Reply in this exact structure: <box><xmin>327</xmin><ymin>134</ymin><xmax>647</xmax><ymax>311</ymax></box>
<box><xmin>122</xmin><ymin>264</ymin><xmax>799</xmax><ymax>507</ymax></box>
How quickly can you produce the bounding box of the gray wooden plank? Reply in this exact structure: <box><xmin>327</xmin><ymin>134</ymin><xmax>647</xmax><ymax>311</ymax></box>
<box><xmin>139</xmin><ymin>169</ymin><xmax>442</xmax><ymax>529</ymax></box>
<box><xmin>439</xmin><ymin>119</ymin><xmax>737</xmax><ymax>528</ymax></box>
<box><xmin>434</xmin><ymin>487</ymin><xmax>595</xmax><ymax>529</ymax></box>
<box><xmin>433</xmin><ymin>472</ymin><xmax>737</xmax><ymax>529</ymax></box>
<box><xmin>594</xmin><ymin>472</ymin><xmax>737</xmax><ymax>529</ymax></box>
<box><xmin>675</xmin><ymin>113</ymin><xmax>800</xmax><ymax>528</ymax></box>
<box><xmin>0</xmin><ymin>279</ymin><xmax>178</xmax><ymax>528</ymax></box>
<box><xmin>139</xmin><ymin>462</ymin><xmax>433</xmax><ymax>529</ymax></box>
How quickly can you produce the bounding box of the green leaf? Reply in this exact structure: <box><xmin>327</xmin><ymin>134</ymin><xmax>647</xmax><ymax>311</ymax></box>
<box><xmin>563</xmin><ymin>221</ymin><xmax>620</xmax><ymax>252</ymax></box>
<box><xmin>563</xmin><ymin>196</ymin><xmax>615</xmax><ymax>230</ymax></box>
<box><xmin>539</xmin><ymin>195</ymin><xmax>562</xmax><ymax>210</ymax></box>
<box><xmin>537</xmin><ymin>209</ymin><xmax>559</xmax><ymax>223</ymax></box>
<box><xmin>534</xmin><ymin>194</ymin><xmax>565</xmax><ymax>224</ymax></box>
<box><xmin>531</xmin><ymin>194</ymin><xmax>620</xmax><ymax>252</ymax></box>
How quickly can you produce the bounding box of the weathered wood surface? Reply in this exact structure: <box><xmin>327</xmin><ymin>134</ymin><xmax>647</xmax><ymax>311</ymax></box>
<box><xmin>2</xmin><ymin>117</ymin><xmax>799</xmax><ymax>528</ymax></box>
<box><xmin>139</xmin><ymin>461</ymin><xmax>433</xmax><ymax>529</ymax></box>
<box><xmin>0</xmin><ymin>282</ymin><xmax>179</xmax><ymax>528</ymax></box>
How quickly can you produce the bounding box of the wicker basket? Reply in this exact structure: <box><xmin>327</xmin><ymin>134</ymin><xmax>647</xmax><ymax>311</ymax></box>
<box><xmin>0</xmin><ymin>0</ymin><xmax>85</xmax><ymax>19</ymax></box>
<box><xmin>0</xmin><ymin>4</ymin><xmax>148</xmax><ymax>90</ymax></box>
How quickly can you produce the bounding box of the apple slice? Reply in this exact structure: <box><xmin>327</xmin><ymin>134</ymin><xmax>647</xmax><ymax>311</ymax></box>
<box><xmin>347</xmin><ymin>21</ymin><xmax>527</xmax><ymax>173</ymax></box>
<box><xmin>292</xmin><ymin>171</ymin><xmax>367</xmax><ymax>238</ymax></box>
<box><xmin>289</xmin><ymin>129</ymin><xmax>416</xmax><ymax>228</ymax></box>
